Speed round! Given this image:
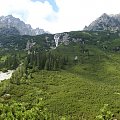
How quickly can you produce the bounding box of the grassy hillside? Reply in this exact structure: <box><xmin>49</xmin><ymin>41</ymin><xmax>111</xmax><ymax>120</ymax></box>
<box><xmin>1</xmin><ymin>54</ymin><xmax>120</xmax><ymax>119</ymax></box>
<box><xmin>0</xmin><ymin>31</ymin><xmax>120</xmax><ymax>119</ymax></box>
<box><xmin>1</xmin><ymin>64</ymin><xmax>120</xmax><ymax>119</ymax></box>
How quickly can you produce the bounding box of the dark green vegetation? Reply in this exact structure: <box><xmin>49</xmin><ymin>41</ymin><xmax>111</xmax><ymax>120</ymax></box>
<box><xmin>0</xmin><ymin>31</ymin><xmax>120</xmax><ymax>119</ymax></box>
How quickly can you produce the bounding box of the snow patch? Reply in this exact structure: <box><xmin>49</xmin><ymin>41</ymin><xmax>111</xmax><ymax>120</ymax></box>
<box><xmin>0</xmin><ymin>70</ymin><xmax>14</xmax><ymax>81</ymax></box>
<box><xmin>54</xmin><ymin>34</ymin><xmax>60</xmax><ymax>47</ymax></box>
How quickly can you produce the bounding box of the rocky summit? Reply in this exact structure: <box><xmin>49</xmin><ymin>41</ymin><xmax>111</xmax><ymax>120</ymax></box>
<box><xmin>84</xmin><ymin>13</ymin><xmax>120</xmax><ymax>32</ymax></box>
<box><xmin>0</xmin><ymin>15</ymin><xmax>48</xmax><ymax>36</ymax></box>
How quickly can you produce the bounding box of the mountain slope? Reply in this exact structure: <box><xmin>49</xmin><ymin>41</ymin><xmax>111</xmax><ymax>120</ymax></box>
<box><xmin>0</xmin><ymin>27</ymin><xmax>20</xmax><ymax>35</ymax></box>
<box><xmin>84</xmin><ymin>13</ymin><xmax>120</xmax><ymax>32</ymax></box>
<box><xmin>0</xmin><ymin>15</ymin><xmax>48</xmax><ymax>35</ymax></box>
<box><xmin>0</xmin><ymin>30</ymin><xmax>120</xmax><ymax>119</ymax></box>
<box><xmin>1</xmin><ymin>36</ymin><xmax>120</xmax><ymax>119</ymax></box>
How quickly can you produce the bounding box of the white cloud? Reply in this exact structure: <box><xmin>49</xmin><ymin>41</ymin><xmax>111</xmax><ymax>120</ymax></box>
<box><xmin>54</xmin><ymin>0</ymin><xmax>120</xmax><ymax>33</ymax></box>
<box><xmin>0</xmin><ymin>0</ymin><xmax>57</xmax><ymax>32</ymax></box>
<box><xmin>0</xmin><ymin>0</ymin><xmax>120</xmax><ymax>33</ymax></box>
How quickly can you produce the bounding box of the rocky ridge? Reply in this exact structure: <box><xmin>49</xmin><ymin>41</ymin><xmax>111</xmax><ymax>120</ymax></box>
<box><xmin>84</xmin><ymin>13</ymin><xmax>120</xmax><ymax>32</ymax></box>
<box><xmin>0</xmin><ymin>15</ymin><xmax>48</xmax><ymax>35</ymax></box>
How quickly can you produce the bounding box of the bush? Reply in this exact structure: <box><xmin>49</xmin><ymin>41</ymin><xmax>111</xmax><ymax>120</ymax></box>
<box><xmin>96</xmin><ymin>104</ymin><xmax>113</xmax><ymax>120</ymax></box>
<box><xmin>2</xmin><ymin>68</ymin><xmax>8</xmax><ymax>73</ymax></box>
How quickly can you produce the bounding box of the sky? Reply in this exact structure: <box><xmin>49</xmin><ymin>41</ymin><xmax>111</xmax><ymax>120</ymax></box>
<box><xmin>0</xmin><ymin>0</ymin><xmax>120</xmax><ymax>33</ymax></box>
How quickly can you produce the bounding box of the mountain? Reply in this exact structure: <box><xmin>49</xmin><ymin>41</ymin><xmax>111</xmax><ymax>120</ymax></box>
<box><xmin>84</xmin><ymin>13</ymin><xmax>120</xmax><ymax>32</ymax></box>
<box><xmin>0</xmin><ymin>15</ymin><xmax>48</xmax><ymax>35</ymax></box>
<box><xmin>0</xmin><ymin>27</ymin><xmax>20</xmax><ymax>35</ymax></box>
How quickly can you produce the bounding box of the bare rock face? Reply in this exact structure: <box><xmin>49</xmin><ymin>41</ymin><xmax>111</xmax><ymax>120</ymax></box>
<box><xmin>0</xmin><ymin>27</ymin><xmax>20</xmax><ymax>35</ymax></box>
<box><xmin>113</xmin><ymin>14</ymin><xmax>120</xmax><ymax>23</ymax></box>
<box><xmin>54</xmin><ymin>33</ymin><xmax>70</xmax><ymax>47</ymax></box>
<box><xmin>0</xmin><ymin>15</ymin><xmax>48</xmax><ymax>35</ymax></box>
<box><xmin>62</xmin><ymin>33</ymin><xmax>69</xmax><ymax>45</ymax></box>
<box><xmin>26</xmin><ymin>40</ymin><xmax>36</xmax><ymax>50</ymax></box>
<box><xmin>84</xmin><ymin>13</ymin><xmax>120</xmax><ymax>32</ymax></box>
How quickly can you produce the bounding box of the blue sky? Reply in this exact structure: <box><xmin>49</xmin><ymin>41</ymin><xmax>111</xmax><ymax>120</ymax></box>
<box><xmin>32</xmin><ymin>0</ymin><xmax>59</xmax><ymax>12</ymax></box>
<box><xmin>0</xmin><ymin>0</ymin><xmax>120</xmax><ymax>33</ymax></box>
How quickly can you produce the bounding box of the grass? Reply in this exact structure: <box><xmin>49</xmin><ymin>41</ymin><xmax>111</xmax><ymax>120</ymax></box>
<box><xmin>1</xmin><ymin>46</ymin><xmax>120</xmax><ymax>119</ymax></box>
<box><xmin>0</xmin><ymin>31</ymin><xmax>120</xmax><ymax>119</ymax></box>
<box><xmin>1</xmin><ymin>56</ymin><xmax>120</xmax><ymax>119</ymax></box>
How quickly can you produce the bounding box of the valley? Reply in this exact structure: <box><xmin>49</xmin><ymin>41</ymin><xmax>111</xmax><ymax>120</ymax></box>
<box><xmin>0</xmin><ymin>28</ymin><xmax>120</xmax><ymax>119</ymax></box>
<box><xmin>0</xmin><ymin>14</ymin><xmax>120</xmax><ymax>120</ymax></box>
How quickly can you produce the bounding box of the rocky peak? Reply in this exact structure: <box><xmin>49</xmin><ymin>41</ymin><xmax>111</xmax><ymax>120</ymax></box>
<box><xmin>100</xmin><ymin>13</ymin><xmax>109</xmax><ymax>18</ymax></box>
<box><xmin>0</xmin><ymin>15</ymin><xmax>48</xmax><ymax>35</ymax></box>
<box><xmin>84</xmin><ymin>13</ymin><xmax>120</xmax><ymax>32</ymax></box>
<box><xmin>5</xmin><ymin>15</ymin><xmax>14</xmax><ymax>19</ymax></box>
<box><xmin>98</xmin><ymin>13</ymin><xmax>111</xmax><ymax>23</ymax></box>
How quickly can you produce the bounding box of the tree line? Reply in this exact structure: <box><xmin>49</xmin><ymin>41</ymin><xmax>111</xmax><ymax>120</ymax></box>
<box><xmin>10</xmin><ymin>50</ymin><xmax>69</xmax><ymax>85</ymax></box>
